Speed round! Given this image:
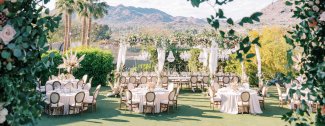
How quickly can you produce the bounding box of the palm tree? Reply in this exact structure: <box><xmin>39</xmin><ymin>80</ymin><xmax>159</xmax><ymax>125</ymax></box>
<box><xmin>55</xmin><ymin>0</ymin><xmax>75</xmax><ymax>52</ymax></box>
<box><xmin>75</xmin><ymin>0</ymin><xmax>89</xmax><ymax>46</ymax></box>
<box><xmin>86</xmin><ymin>0</ymin><xmax>108</xmax><ymax>45</ymax></box>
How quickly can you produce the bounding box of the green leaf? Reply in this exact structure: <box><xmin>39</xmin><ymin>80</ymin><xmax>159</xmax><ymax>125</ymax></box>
<box><xmin>45</xmin><ymin>8</ymin><xmax>50</xmax><ymax>15</ymax></box>
<box><xmin>218</xmin><ymin>9</ymin><xmax>225</xmax><ymax>18</ymax></box>
<box><xmin>252</xmin><ymin>37</ymin><xmax>261</xmax><ymax>47</ymax></box>
<box><xmin>6</xmin><ymin>62</ymin><xmax>12</xmax><ymax>70</ymax></box>
<box><xmin>250</xmin><ymin>12</ymin><xmax>263</xmax><ymax>22</ymax></box>
<box><xmin>13</xmin><ymin>49</ymin><xmax>22</xmax><ymax>58</ymax></box>
<box><xmin>246</xmin><ymin>53</ymin><xmax>255</xmax><ymax>58</ymax></box>
<box><xmin>285</xmin><ymin>1</ymin><xmax>293</xmax><ymax>6</ymax></box>
<box><xmin>7</xmin><ymin>43</ymin><xmax>15</xmax><ymax>49</ymax></box>
<box><xmin>243</xmin><ymin>46</ymin><xmax>251</xmax><ymax>53</ymax></box>
<box><xmin>219</xmin><ymin>31</ymin><xmax>225</xmax><ymax>37</ymax></box>
<box><xmin>211</xmin><ymin>20</ymin><xmax>220</xmax><ymax>29</ymax></box>
<box><xmin>1</xmin><ymin>50</ymin><xmax>11</xmax><ymax>59</ymax></box>
<box><xmin>242</xmin><ymin>37</ymin><xmax>250</xmax><ymax>44</ymax></box>
<box><xmin>228</xmin><ymin>29</ymin><xmax>235</xmax><ymax>36</ymax></box>
<box><xmin>190</xmin><ymin>0</ymin><xmax>201</xmax><ymax>7</ymax></box>
<box><xmin>226</xmin><ymin>18</ymin><xmax>234</xmax><ymax>25</ymax></box>
<box><xmin>44</xmin><ymin>0</ymin><xmax>51</xmax><ymax>4</ymax></box>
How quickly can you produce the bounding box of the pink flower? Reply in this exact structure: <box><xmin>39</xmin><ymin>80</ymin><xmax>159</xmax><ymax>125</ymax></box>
<box><xmin>0</xmin><ymin>25</ymin><xmax>16</xmax><ymax>45</ymax></box>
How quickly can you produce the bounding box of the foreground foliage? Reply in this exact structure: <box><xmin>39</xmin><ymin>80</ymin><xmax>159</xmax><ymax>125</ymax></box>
<box><xmin>0</xmin><ymin>0</ymin><xmax>61</xmax><ymax>125</ymax></box>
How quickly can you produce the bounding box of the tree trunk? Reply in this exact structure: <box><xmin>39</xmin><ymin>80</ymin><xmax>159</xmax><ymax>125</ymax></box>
<box><xmin>255</xmin><ymin>44</ymin><xmax>262</xmax><ymax>88</ymax></box>
<box><xmin>64</xmin><ymin>13</ymin><xmax>68</xmax><ymax>52</ymax></box>
<box><xmin>81</xmin><ymin>16</ymin><xmax>87</xmax><ymax>46</ymax></box>
<box><xmin>86</xmin><ymin>15</ymin><xmax>92</xmax><ymax>46</ymax></box>
<box><xmin>67</xmin><ymin>13</ymin><xmax>72</xmax><ymax>50</ymax></box>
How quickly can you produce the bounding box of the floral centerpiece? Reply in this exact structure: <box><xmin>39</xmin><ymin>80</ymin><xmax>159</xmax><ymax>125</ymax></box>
<box><xmin>58</xmin><ymin>51</ymin><xmax>85</xmax><ymax>74</ymax></box>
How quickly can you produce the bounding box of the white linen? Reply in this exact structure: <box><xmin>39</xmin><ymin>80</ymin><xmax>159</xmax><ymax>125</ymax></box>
<box><xmin>167</xmin><ymin>83</ymin><xmax>174</xmax><ymax>91</ymax></box>
<box><xmin>46</xmin><ymin>89</ymin><xmax>89</xmax><ymax>115</ymax></box>
<box><xmin>116</xmin><ymin>44</ymin><xmax>122</xmax><ymax>72</ymax></box>
<box><xmin>83</xmin><ymin>83</ymin><xmax>91</xmax><ymax>91</ymax></box>
<box><xmin>128</xmin><ymin>83</ymin><xmax>135</xmax><ymax>90</ymax></box>
<box><xmin>45</xmin><ymin>84</ymin><xmax>53</xmax><ymax>92</ymax></box>
<box><xmin>217</xmin><ymin>87</ymin><xmax>262</xmax><ymax>114</ymax></box>
<box><xmin>157</xmin><ymin>48</ymin><xmax>166</xmax><ymax>85</ymax></box>
<box><xmin>130</xmin><ymin>88</ymin><xmax>169</xmax><ymax>113</ymax></box>
<box><xmin>116</xmin><ymin>43</ymin><xmax>127</xmax><ymax>72</ymax></box>
<box><xmin>242</xmin><ymin>83</ymin><xmax>250</xmax><ymax>89</ymax></box>
<box><xmin>203</xmin><ymin>48</ymin><xmax>209</xmax><ymax>66</ymax></box>
<box><xmin>46</xmin><ymin>79</ymin><xmax>80</xmax><ymax>88</ymax></box>
<box><xmin>157</xmin><ymin>48</ymin><xmax>166</xmax><ymax>74</ymax></box>
<box><xmin>209</xmin><ymin>40</ymin><xmax>218</xmax><ymax>77</ymax></box>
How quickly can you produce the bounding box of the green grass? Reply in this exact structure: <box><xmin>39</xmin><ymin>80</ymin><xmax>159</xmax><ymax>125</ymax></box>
<box><xmin>37</xmin><ymin>86</ymin><xmax>291</xmax><ymax>126</ymax></box>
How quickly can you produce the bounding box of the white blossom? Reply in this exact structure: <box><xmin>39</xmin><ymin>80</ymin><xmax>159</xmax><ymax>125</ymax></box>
<box><xmin>11</xmin><ymin>0</ymin><xmax>17</xmax><ymax>3</ymax></box>
<box><xmin>320</xmin><ymin>12</ymin><xmax>325</xmax><ymax>21</ymax></box>
<box><xmin>0</xmin><ymin>108</ymin><xmax>8</xmax><ymax>124</ymax></box>
<box><xmin>0</xmin><ymin>108</ymin><xmax>7</xmax><ymax>116</ymax></box>
<box><xmin>312</xmin><ymin>6</ymin><xmax>319</xmax><ymax>12</ymax></box>
<box><xmin>2</xmin><ymin>9</ymin><xmax>9</xmax><ymax>15</ymax></box>
<box><xmin>0</xmin><ymin>116</ymin><xmax>6</xmax><ymax>124</ymax></box>
<box><xmin>0</xmin><ymin>25</ymin><xmax>16</xmax><ymax>45</ymax></box>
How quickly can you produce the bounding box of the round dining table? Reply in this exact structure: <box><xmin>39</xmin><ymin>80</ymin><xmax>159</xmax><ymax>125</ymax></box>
<box><xmin>130</xmin><ymin>87</ymin><xmax>170</xmax><ymax>113</ymax></box>
<box><xmin>46</xmin><ymin>89</ymin><xmax>89</xmax><ymax>115</ymax></box>
<box><xmin>217</xmin><ymin>87</ymin><xmax>263</xmax><ymax>114</ymax></box>
<box><xmin>46</xmin><ymin>79</ymin><xmax>80</xmax><ymax>91</ymax></box>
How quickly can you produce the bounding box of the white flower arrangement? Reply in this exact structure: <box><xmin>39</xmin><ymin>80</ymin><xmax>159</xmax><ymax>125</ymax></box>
<box><xmin>0</xmin><ymin>24</ymin><xmax>16</xmax><ymax>45</ymax></box>
<box><xmin>0</xmin><ymin>102</ymin><xmax>8</xmax><ymax>124</ymax></box>
<box><xmin>58</xmin><ymin>51</ymin><xmax>85</xmax><ymax>74</ymax></box>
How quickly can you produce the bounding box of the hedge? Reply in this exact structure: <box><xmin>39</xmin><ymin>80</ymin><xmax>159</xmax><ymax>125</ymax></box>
<box><xmin>41</xmin><ymin>47</ymin><xmax>114</xmax><ymax>87</ymax></box>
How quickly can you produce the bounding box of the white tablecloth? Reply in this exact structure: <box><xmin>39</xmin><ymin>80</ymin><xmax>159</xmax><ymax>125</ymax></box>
<box><xmin>46</xmin><ymin>89</ymin><xmax>89</xmax><ymax>115</ymax></box>
<box><xmin>131</xmin><ymin>88</ymin><xmax>169</xmax><ymax>113</ymax></box>
<box><xmin>217</xmin><ymin>87</ymin><xmax>262</xmax><ymax>114</ymax></box>
<box><xmin>46</xmin><ymin>79</ymin><xmax>80</xmax><ymax>89</ymax></box>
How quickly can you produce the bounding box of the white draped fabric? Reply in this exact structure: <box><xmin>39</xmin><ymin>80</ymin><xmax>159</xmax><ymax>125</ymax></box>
<box><xmin>121</xmin><ymin>44</ymin><xmax>127</xmax><ymax>66</ymax></box>
<box><xmin>209</xmin><ymin>40</ymin><xmax>218</xmax><ymax>76</ymax></box>
<box><xmin>116</xmin><ymin>43</ymin><xmax>127</xmax><ymax>72</ymax></box>
<box><xmin>157</xmin><ymin>48</ymin><xmax>166</xmax><ymax>74</ymax></box>
<box><xmin>255</xmin><ymin>44</ymin><xmax>262</xmax><ymax>87</ymax></box>
<box><xmin>203</xmin><ymin>48</ymin><xmax>209</xmax><ymax>66</ymax></box>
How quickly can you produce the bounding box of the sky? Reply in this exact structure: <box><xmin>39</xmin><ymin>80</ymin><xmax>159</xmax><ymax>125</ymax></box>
<box><xmin>46</xmin><ymin>0</ymin><xmax>277</xmax><ymax>20</ymax></box>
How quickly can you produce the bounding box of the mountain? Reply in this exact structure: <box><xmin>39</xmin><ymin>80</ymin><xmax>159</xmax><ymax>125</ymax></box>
<box><xmin>251</xmin><ymin>0</ymin><xmax>299</xmax><ymax>27</ymax></box>
<box><xmin>95</xmin><ymin>5</ymin><xmax>209</xmax><ymax>31</ymax></box>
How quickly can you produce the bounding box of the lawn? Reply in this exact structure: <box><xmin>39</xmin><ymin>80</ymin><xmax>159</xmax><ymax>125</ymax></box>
<box><xmin>37</xmin><ymin>86</ymin><xmax>291</xmax><ymax>126</ymax></box>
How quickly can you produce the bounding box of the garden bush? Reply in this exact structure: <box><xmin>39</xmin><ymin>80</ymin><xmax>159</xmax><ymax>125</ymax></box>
<box><xmin>188</xmin><ymin>48</ymin><xmax>204</xmax><ymax>72</ymax></box>
<box><xmin>225</xmin><ymin>27</ymin><xmax>293</xmax><ymax>87</ymax></box>
<box><xmin>41</xmin><ymin>47</ymin><xmax>114</xmax><ymax>87</ymax></box>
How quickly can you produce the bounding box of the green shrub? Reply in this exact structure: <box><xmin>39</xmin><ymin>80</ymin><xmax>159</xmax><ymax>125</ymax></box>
<box><xmin>188</xmin><ymin>48</ymin><xmax>204</xmax><ymax>72</ymax></box>
<box><xmin>41</xmin><ymin>47</ymin><xmax>114</xmax><ymax>87</ymax></box>
<box><xmin>130</xmin><ymin>63</ymin><xmax>155</xmax><ymax>72</ymax></box>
